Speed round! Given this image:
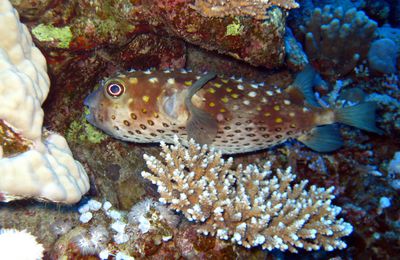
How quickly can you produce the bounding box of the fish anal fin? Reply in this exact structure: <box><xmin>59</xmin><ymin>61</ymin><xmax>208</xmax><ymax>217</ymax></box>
<box><xmin>298</xmin><ymin>125</ymin><xmax>343</xmax><ymax>152</ymax></box>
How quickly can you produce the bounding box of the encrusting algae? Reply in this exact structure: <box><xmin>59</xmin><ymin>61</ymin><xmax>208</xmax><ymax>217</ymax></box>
<box><xmin>84</xmin><ymin>67</ymin><xmax>382</xmax><ymax>154</ymax></box>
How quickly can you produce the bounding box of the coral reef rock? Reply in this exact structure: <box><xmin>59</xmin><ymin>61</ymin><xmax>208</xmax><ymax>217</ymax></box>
<box><xmin>191</xmin><ymin>0</ymin><xmax>299</xmax><ymax>19</ymax></box>
<box><xmin>0</xmin><ymin>0</ymin><xmax>89</xmax><ymax>204</ymax></box>
<box><xmin>141</xmin><ymin>136</ymin><xmax>353</xmax><ymax>253</ymax></box>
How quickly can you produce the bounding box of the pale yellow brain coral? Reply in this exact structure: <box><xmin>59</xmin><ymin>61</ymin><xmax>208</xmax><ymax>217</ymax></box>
<box><xmin>0</xmin><ymin>0</ymin><xmax>89</xmax><ymax>204</ymax></box>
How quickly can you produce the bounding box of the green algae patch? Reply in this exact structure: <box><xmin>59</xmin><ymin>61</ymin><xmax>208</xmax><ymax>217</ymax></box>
<box><xmin>32</xmin><ymin>24</ymin><xmax>73</xmax><ymax>48</ymax></box>
<box><xmin>66</xmin><ymin>108</ymin><xmax>107</xmax><ymax>144</ymax></box>
<box><xmin>226</xmin><ymin>18</ymin><xmax>244</xmax><ymax>36</ymax></box>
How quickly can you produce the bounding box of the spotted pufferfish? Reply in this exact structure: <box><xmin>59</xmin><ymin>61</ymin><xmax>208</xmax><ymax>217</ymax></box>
<box><xmin>84</xmin><ymin>67</ymin><xmax>382</xmax><ymax>154</ymax></box>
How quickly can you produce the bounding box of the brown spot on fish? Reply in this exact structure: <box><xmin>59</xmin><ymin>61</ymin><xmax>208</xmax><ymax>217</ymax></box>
<box><xmin>148</xmin><ymin>120</ymin><xmax>154</xmax><ymax>126</ymax></box>
<box><xmin>123</xmin><ymin>120</ymin><xmax>130</xmax><ymax>126</ymax></box>
<box><xmin>130</xmin><ymin>113</ymin><xmax>137</xmax><ymax>120</ymax></box>
<box><xmin>140</xmin><ymin>124</ymin><xmax>146</xmax><ymax>130</ymax></box>
<box><xmin>111</xmin><ymin>115</ymin><xmax>116</xmax><ymax>120</ymax></box>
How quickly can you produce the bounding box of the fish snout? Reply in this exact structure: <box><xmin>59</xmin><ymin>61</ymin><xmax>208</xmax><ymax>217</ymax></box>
<box><xmin>84</xmin><ymin>89</ymin><xmax>102</xmax><ymax>126</ymax></box>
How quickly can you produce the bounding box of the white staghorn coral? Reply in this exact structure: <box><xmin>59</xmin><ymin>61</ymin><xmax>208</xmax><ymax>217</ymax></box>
<box><xmin>0</xmin><ymin>0</ymin><xmax>89</xmax><ymax>203</ymax></box>
<box><xmin>141</xmin><ymin>136</ymin><xmax>353</xmax><ymax>253</ymax></box>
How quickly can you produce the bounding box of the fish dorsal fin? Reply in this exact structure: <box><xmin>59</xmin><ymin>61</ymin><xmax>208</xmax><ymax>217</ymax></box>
<box><xmin>290</xmin><ymin>65</ymin><xmax>320</xmax><ymax>107</ymax></box>
<box><xmin>185</xmin><ymin>72</ymin><xmax>218</xmax><ymax>145</ymax></box>
<box><xmin>297</xmin><ymin>125</ymin><xmax>343</xmax><ymax>152</ymax></box>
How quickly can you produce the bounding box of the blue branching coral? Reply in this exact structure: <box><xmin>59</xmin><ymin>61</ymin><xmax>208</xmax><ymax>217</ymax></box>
<box><xmin>299</xmin><ymin>5</ymin><xmax>377</xmax><ymax>78</ymax></box>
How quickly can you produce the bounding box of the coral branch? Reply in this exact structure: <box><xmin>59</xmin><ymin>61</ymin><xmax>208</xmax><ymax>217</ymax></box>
<box><xmin>142</xmin><ymin>136</ymin><xmax>353</xmax><ymax>252</ymax></box>
<box><xmin>299</xmin><ymin>5</ymin><xmax>377</xmax><ymax>78</ymax></box>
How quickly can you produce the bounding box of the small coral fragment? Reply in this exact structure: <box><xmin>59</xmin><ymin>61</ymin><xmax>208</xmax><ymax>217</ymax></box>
<box><xmin>142</xmin><ymin>136</ymin><xmax>353</xmax><ymax>253</ymax></box>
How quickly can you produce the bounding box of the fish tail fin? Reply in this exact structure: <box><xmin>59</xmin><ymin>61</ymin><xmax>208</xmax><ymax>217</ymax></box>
<box><xmin>298</xmin><ymin>125</ymin><xmax>343</xmax><ymax>152</ymax></box>
<box><xmin>335</xmin><ymin>102</ymin><xmax>384</xmax><ymax>134</ymax></box>
<box><xmin>292</xmin><ymin>64</ymin><xmax>320</xmax><ymax>107</ymax></box>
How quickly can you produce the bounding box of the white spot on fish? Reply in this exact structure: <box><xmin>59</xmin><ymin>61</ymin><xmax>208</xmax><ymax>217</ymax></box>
<box><xmin>144</xmin><ymin>69</ymin><xmax>151</xmax><ymax>74</ymax></box>
<box><xmin>250</xmin><ymin>84</ymin><xmax>258</xmax><ymax>89</ymax></box>
<box><xmin>195</xmin><ymin>76</ymin><xmax>201</xmax><ymax>80</ymax></box>
<box><xmin>149</xmin><ymin>77</ymin><xmax>159</xmax><ymax>83</ymax></box>
<box><xmin>303</xmin><ymin>107</ymin><xmax>309</xmax><ymax>112</ymax></box>
<box><xmin>243</xmin><ymin>99</ymin><xmax>250</xmax><ymax>105</ymax></box>
<box><xmin>167</xmin><ymin>78</ymin><xmax>175</xmax><ymax>84</ymax></box>
<box><xmin>232</xmin><ymin>105</ymin><xmax>240</xmax><ymax>111</ymax></box>
<box><xmin>216</xmin><ymin>113</ymin><xmax>224</xmax><ymax>121</ymax></box>
<box><xmin>237</xmin><ymin>84</ymin><xmax>244</xmax><ymax>90</ymax></box>
<box><xmin>261</xmin><ymin>97</ymin><xmax>267</xmax><ymax>103</ymax></box>
<box><xmin>248</xmin><ymin>91</ymin><xmax>257</xmax><ymax>97</ymax></box>
<box><xmin>284</xmin><ymin>99</ymin><xmax>291</xmax><ymax>105</ymax></box>
<box><xmin>163</xmin><ymin>69</ymin><xmax>171</xmax><ymax>73</ymax></box>
<box><xmin>266</xmin><ymin>90</ymin><xmax>274</xmax><ymax>96</ymax></box>
<box><xmin>235</xmin><ymin>78</ymin><xmax>243</xmax><ymax>83</ymax></box>
<box><xmin>180</xmin><ymin>69</ymin><xmax>187</xmax><ymax>74</ymax></box>
<box><xmin>275</xmin><ymin>88</ymin><xmax>282</xmax><ymax>94</ymax></box>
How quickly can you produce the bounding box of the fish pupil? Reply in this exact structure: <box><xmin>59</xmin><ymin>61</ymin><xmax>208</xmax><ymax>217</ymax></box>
<box><xmin>107</xmin><ymin>83</ymin><xmax>124</xmax><ymax>97</ymax></box>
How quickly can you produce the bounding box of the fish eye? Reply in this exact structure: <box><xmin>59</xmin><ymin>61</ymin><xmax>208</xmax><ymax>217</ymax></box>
<box><xmin>106</xmin><ymin>82</ymin><xmax>124</xmax><ymax>97</ymax></box>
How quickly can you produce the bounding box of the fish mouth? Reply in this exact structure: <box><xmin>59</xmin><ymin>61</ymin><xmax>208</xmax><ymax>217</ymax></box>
<box><xmin>84</xmin><ymin>92</ymin><xmax>99</xmax><ymax>126</ymax></box>
<box><xmin>85</xmin><ymin>108</ymin><xmax>96</xmax><ymax>125</ymax></box>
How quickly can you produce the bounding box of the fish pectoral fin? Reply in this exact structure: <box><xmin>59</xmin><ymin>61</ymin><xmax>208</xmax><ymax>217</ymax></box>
<box><xmin>297</xmin><ymin>125</ymin><xmax>343</xmax><ymax>152</ymax></box>
<box><xmin>187</xmin><ymin>105</ymin><xmax>218</xmax><ymax>145</ymax></box>
<box><xmin>185</xmin><ymin>72</ymin><xmax>218</xmax><ymax>145</ymax></box>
